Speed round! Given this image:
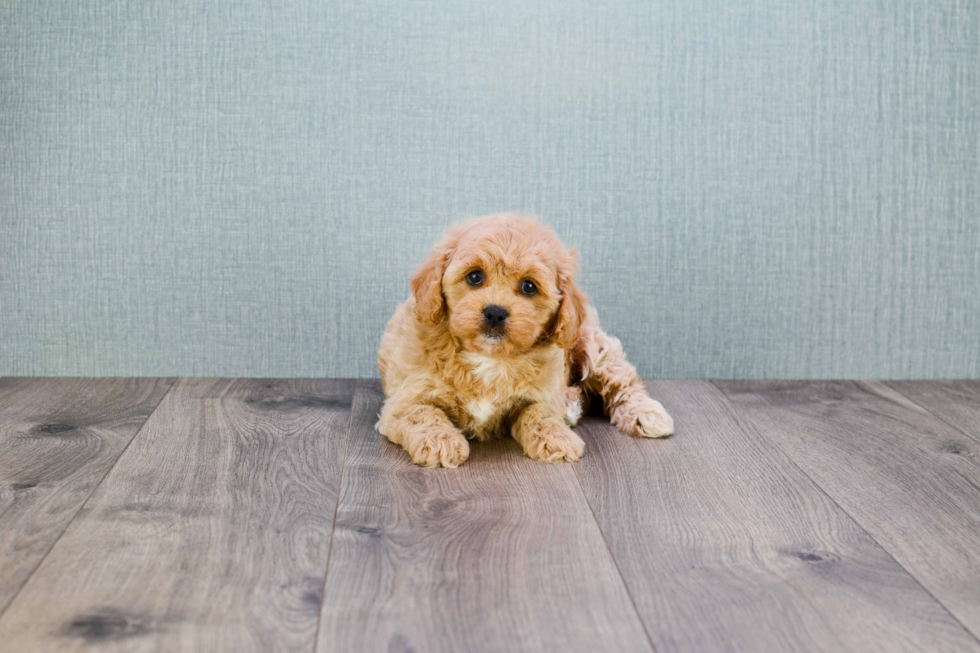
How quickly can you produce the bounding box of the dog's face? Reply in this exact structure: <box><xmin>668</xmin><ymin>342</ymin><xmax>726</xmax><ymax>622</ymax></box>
<box><xmin>441</xmin><ymin>237</ymin><xmax>559</xmax><ymax>355</ymax></box>
<box><xmin>410</xmin><ymin>215</ymin><xmax>587</xmax><ymax>355</ymax></box>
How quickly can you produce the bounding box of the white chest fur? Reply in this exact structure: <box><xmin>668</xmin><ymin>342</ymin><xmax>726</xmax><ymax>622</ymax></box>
<box><xmin>460</xmin><ymin>351</ymin><xmax>514</xmax><ymax>386</ymax></box>
<box><xmin>466</xmin><ymin>398</ymin><xmax>500</xmax><ymax>425</ymax></box>
<box><xmin>455</xmin><ymin>347</ymin><xmax>561</xmax><ymax>437</ymax></box>
<box><xmin>458</xmin><ymin>353</ymin><xmax>521</xmax><ymax>433</ymax></box>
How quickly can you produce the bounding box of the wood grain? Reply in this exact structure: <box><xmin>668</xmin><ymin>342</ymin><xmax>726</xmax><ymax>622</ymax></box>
<box><xmin>0</xmin><ymin>377</ymin><xmax>174</xmax><ymax>616</ymax></box>
<box><xmin>316</xmin><ymin>379</ymin><xmax>653</xmax><ymax>653</ymax></box>
<box><xmin>886</xmin><ymin>381</ymin><xmax>980</xmax><ymax>442</ymax></box>
<box><xmin>574</xmin><ymin>380</ymin><xmax>979</xmax><ymax>652</ymax></box>
<box><xmin>0</xmin><ymin>378</ymin><xmax>354</xmax><ymax>653</ymax></box>
<box><xmin>716</xmin><ymin>380</ymin><xmax>980</xmax><ymax>642</ymax></box>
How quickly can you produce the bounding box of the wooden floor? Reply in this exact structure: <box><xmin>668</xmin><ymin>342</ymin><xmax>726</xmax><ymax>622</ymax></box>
<box><xmin>1</xmin><ymin>379</ymin><xmax>979</xmax><ymax>652</ymax></box>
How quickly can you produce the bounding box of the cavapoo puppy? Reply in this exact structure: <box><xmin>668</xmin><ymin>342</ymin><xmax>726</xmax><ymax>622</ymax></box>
<box><xmin>377</xmin><ymin>213</ymin><xmax>673</xmax><ymax>468</ymax></box>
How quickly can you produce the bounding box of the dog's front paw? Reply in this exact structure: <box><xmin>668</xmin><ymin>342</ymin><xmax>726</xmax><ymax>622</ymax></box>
<box><xmin>405</xmin><ymin>429</ymin><xmax>470</xmax><ymax>468</ymax></box>
<box><xmin>521</xmin><ymin>421</ymin><xmax>585</xmax><ymax>463</ymax></box>
<box><xmin>612</xmin><ymin>394</ymin><xmax>674</xmax><ymax>438</ymax></box>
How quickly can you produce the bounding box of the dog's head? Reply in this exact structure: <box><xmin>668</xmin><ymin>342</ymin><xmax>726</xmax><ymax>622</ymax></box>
<box><xmin>410</xmin><ymin>214</ymin><xmax>588</xmax><ymax>355</ymax></box>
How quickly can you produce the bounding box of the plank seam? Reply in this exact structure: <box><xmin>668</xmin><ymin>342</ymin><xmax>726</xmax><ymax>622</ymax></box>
<box><xmin>570</xmin><ymin>455</ymin><xmax>660</xmax><ymax>653</ymax></box>
<box><xmin>312</xmin><ymin>378</ymin><xmax>358</xmax><ymax>652</ymax></box>
<box><xmin>0</xmin><ymin>377</ymin><xmax>179</xmax><ymax>623</ymax></box>
<box><xmin>709</xmin><ymin>380</ymin><xmax>980</xmax><ymax>646</ymax></box>
<box><xmin>882</xmin><ymin>381</ymin><xmax>980</xmax><ymax>447</ymax></box>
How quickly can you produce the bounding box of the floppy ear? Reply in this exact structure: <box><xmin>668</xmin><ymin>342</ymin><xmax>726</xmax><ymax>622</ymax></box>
<box><xmin>410</xmin><ymin>235</ymin><xmax>455</xmax><ymax>325</ymax></box>
<box><xmin>553</xmin><ymin>248</ymin><xmax>589</xmax><ymax>349</ymax></box>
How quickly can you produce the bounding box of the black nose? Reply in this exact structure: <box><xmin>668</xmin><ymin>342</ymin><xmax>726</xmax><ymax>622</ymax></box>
<box><xmin>483</xmin><ymin>304</ymin><xmax>509</xmax><ymax>328</ymax></box>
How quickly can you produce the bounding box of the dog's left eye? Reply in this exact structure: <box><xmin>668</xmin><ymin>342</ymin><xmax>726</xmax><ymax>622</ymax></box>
<box><xmin>520</xmin><ymin>280</ymin><xmax>537</xmax><ymax>296</ymax></box>
<box><xmin>466</xmin><ymin>270</ymin><xmax>484</xmax><ymax>286</ymax></box>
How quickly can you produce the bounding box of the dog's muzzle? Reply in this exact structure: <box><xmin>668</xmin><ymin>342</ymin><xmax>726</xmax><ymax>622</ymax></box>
<box><xmin>482</xmin><ymin>304</ymin><xmax>508</xmax><ymax>337</ymax></box>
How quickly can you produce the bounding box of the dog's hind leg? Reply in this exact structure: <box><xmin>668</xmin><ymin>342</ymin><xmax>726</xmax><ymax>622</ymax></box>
<box><xmin>572</xmin><ymin>315</ymin><xmax>673</xmax><ymax>438</ymax></box>
<box><xmin>563</xmin><ymin>385</ymin><xmax>588</xmax><ymax>427</ymax></box>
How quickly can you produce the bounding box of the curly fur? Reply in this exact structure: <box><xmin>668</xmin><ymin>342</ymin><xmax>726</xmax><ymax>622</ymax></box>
<box><xmin>377</xmin><ymin>213</ymin><xmax>673</xmax><ymax>468</ymax></box>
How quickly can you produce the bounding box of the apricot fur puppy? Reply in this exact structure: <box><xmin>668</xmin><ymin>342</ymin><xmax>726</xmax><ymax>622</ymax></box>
<box><xmin>377</xmin><ymin>214</ymin><xmax>673</xmax><ymax>468</ymax></box>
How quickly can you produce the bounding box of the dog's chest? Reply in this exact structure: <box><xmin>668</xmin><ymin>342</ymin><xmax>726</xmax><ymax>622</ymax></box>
<box><xmin>449</xmin><ymin>350</ymin><xmax>557</xmax><ymax>440</ymax></box>
<box><xmin>454</xmin><ymin>354</ymin><xmax>529</xmax><ymax>439</ymax></box>
<box><xmin>460</xmin><ymin>352</ymin><xmax>515</xmax><ymax>387</ymax></box>
<box><xmin>458</xmin><ymin>394</ymin><xmax>520</xmax><ymax>440</ymax></box>
<box><xmin>466</xmin><ymin>397</ymin><xmax>500</xmax><ymax>424</ymax></box>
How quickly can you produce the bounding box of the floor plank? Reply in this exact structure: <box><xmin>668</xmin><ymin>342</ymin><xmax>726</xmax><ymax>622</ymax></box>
<box><xmin>574</xmin><ymin>380</ymin><xmax>979</xmax><ymax>653</ymax></box>
<box><xmin>716</xmin><ymin>380</ymin><xmax>980</xmax><ymax>642</ymax></box>
<box><xmin>316</xmin><ymin>379</ymin><xmax>653</xmax><ymax>653</ymax></box>
<box><xmin>0</xmin><ymin>377</ymin><xmax>174</xmax><ymax>616</ymax></box>
<box><xmin>885</xmin><ymin>381</ymin><xmax>980</xmax><ymax>442</ymax></box>
<box><xmin>0</xmin><ymin>378</ymin><xmax>354</xmax><ymax>653</ymax></box>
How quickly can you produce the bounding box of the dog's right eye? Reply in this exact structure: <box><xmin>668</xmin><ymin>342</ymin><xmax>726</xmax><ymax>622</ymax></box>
<box><xmin>466</xmin><ymin>270</ymin><xmax>484</xmax><ymax>286</ymax></box>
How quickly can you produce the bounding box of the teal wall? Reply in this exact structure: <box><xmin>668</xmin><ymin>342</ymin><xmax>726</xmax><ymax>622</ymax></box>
<box><xmin>2</xmin><ymin>0</ymin><xmax>978</xmax><ymax>378</ymax></box>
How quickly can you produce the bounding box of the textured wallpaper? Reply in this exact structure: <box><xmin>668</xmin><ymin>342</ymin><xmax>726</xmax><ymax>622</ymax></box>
<box><xmin>1</xmin><ymin>0</ymin><xmax>978</xmax><ymax>378</ymax></box>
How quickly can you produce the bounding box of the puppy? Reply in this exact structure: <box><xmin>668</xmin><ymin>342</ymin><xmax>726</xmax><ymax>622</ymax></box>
<box><xmin>377</xmin><ymin>213</ymin><xmax>673</xmax><ymax>468</ymax></box>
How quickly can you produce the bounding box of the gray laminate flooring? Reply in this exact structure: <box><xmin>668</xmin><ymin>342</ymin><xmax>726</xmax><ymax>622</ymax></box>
<box><xmin>1</xmin><ymin>377</ymin><xmax>978</xmax><ymax>652</ymax></box>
